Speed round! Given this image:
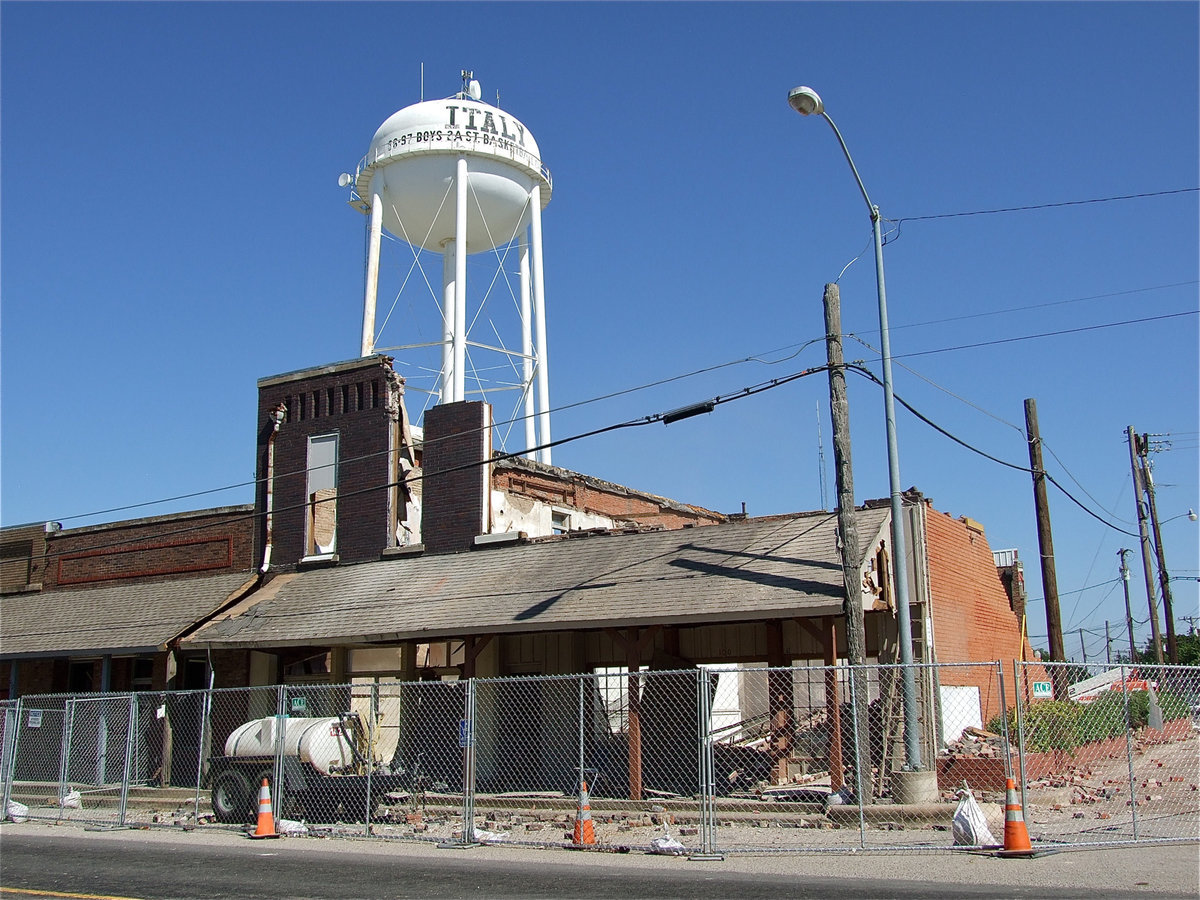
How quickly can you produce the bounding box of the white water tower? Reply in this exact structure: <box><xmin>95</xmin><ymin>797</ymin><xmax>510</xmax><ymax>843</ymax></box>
<box><xmin>343</xmin><ymin>73</ymin><xmax>554</xmax><ymax>462</ymax></box>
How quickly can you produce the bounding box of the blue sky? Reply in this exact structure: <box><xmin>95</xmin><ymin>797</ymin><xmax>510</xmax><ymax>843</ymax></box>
<box><xmin>2</xmin><ymin>2</ymin><xmax>1197</xmax><ymax>662</ymax></box>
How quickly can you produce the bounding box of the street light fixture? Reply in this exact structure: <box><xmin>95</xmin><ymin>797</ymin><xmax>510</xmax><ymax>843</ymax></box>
<box><xmin>789</xmin><ymin>85</ymin><xmax>923</xmax><ymax>772</ymax></box>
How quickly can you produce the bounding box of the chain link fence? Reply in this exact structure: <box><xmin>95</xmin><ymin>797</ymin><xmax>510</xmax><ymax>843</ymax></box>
<box><xmin>3</xmin><ymin>662</ymin><xmax>1196</xmax><ymax>854</ymax></box>
<box><xmin>1010</xmin><ymin>660</ymin><xmax>1200</xmax><ymax>849</ymax></box>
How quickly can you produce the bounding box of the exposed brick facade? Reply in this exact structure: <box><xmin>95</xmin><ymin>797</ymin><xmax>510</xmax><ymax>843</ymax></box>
<box><xmin>923</xmin><ymin>504</ymin><xmax>1040</xmax><ymax>722</ymax></box>
<box><xmin>255</xmin><ymin>356</ymin><xmax>405</xmax><ymax>567</ymax></box>
<box><xmin>493</xmin><ymin>459</ymin><xmax>726</xmax><ymax>530</ymax></box>
<box><xmin>422</xmin><ymin>401</ymin><xmax>491</xmax><ymax>554</ymax></box>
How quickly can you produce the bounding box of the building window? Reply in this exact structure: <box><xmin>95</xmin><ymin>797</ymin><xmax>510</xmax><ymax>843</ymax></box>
<box><xmin>132</xmin><ymin>658</ymin><xmax>154</xmax><ymax>690</ymax></box>
<box><xmin>306</xmin><ymin>434</ymin><xmax>339</xmax><ymax>557</ymax></box>
<box><xmin>552</xmin><ymin>510</ymin><xmax>571</xmax><ymax>535</ymax></box>
<box><xmin>68</xmin><ymin>661</ymin><xmax>94</xmax><ymax>692</ymax></box>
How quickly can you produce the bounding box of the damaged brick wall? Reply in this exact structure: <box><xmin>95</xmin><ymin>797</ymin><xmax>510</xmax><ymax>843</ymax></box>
<box><xmin>256</xmin><ymin>357</ymin><xmax>402</xmax><ymax>566</ymax></box>
<box><xmin>924</xmin><ymin>507</ymin><xmax>1040</xmax><ymax>723</ymax></box>
<box><xmin>492</xmin><ymin>459</ymin><xmax>727</xmax><ymax>531</ymax></box>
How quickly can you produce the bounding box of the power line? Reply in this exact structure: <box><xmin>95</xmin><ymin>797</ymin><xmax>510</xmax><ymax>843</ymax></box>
<box><xmin>884</xmin><ymin>282</ymin><xmax>1199</xmax><ymax>338</ymax></box>
<box><xmin>845</xmin><ymin>365</ymin><xmax>1140</xmax><ymax>538</ymax></box>
<box><xmin>37</xmin><ymin>286</ymin><xmax>1191</xmax><ymax>526</ymax></box>
<box><xmin>896</xmin><ymin>187</ymin><xmax>1199</xmax><ymax>223</ymax></box>
<box><xmin>892</xmin><ymin>311</ymin><xmax>1198</xmax><ymax>362</ymax></box>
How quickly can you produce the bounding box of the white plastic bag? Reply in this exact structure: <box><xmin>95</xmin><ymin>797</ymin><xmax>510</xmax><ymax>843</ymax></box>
<box><xmin>59</xmin><ymin>789</ymin><xmax>81</xmax><ymax>809</ymax></box>
<box><xmin>7</xmin><ymin>800</ymin><xmax>29</xmax><ymax>823</ymax></box>
<box><xmin>649</xmin><ymin>823</ymin><xmax>686</xmax><ymax>856</ymax></box>
<box><xmin>275</xmin><ymin>818</ymin><xmax>308</xmax><ymax>836</ymax></box>
<box><xmin>952</xmin><ymin>787</ymin><xmax>996</xmax><ymax>847</ymax></box>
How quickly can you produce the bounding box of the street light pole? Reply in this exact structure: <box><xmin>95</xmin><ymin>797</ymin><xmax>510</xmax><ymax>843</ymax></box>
<box><xmin>789</xmin><ymin>86</ymin><xmax>922</xmax><ymax>771</ymax></box>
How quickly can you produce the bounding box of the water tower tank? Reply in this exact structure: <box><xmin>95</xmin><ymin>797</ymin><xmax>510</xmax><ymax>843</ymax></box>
<box><xmin>356</xmin><ymin>97</ymin><xmax>551</xmax><ymax>253</ymax></box>
<box><xmin>347</xmin><ymin>76</ymin><xmax>555</xmax><ymax>463</ymax></box>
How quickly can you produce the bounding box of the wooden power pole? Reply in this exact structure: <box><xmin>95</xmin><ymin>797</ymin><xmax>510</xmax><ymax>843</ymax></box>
<box><xmin>823</xmin><ymin>283</ymin><xmax>873</xmax><ymax>801</ymax></box>
<box><xmin>1141</xmin><ymin>436</ymin><xmax>1178</xmax><ymax>663</ymax></box>
<box><xmin>1128</xmin><ymin>427</ymin><xmax>1165</xmax><ymax>664</ymax></box>
<box><xmin>1024</xmin><ymin>399</ymin><xmax>1066</xmax><ymax>696</ymax></box>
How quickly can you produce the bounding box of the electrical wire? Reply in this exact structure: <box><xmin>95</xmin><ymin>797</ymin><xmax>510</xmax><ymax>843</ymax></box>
<box><xmin>33</xmin><ymin>365</ymin><xmax>833</xmax><ymax>559</ymax></box>
<box><xmin>844</xmin><ymin>365</ymin><xmax>1141</xmax><ymax>538</ymax></box>
<box><xmin>46</xmin><ymin>340</ymin><xmax>826</xmax><ymax>525</ymax></box>
<box><xmin>896</xmin><ymin>188</ymin><xmax>1199</xmax><ymax>223</ymax></box>
<box><xmin>40</xmin><ymin>287</ymin><xmax>1190</xmax><ymax>526</ymax></box>
<box><xmin>891</xmin><ymin>311</ymin><xmax>1198</xmax><ymax>362</ymax></box>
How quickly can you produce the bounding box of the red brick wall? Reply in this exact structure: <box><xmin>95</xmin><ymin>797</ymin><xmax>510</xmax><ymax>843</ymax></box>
<box><xmin>39</xmin><ymin>509</ymin><xmax>255</xmax><ymax>589</ymax></box>
<box><xmin>423</xmin><ymin>402</ymin><xmax>490</xmax><ymax>554</ymax></box>
<box><xmin>924</xmin><ymin>507</ymin><xmax>1039</xmax><ymax>722</ymax></box>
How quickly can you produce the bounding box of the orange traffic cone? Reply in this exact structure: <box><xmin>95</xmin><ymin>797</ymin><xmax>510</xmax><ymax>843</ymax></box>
<box><xmin>573</xmin><ymin>779</ymin><xmax>595</xmax><ymax>845</ymax></box>
<box><xmin>249</xmin><ymin>777</ymin><xmax>280</xmax><ymax>839</ymax></box>
<box><xmin>1000</xmin><ymin>777</ymin><xmax>1033</xmax><ymax>856</ymax></box>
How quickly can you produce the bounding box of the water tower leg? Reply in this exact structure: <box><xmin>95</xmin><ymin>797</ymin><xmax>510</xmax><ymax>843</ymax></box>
<box><xmin>529</xmin><ymin>185</ymin><xmax>551</xmax><ymax>464</ymax></box>
<box><xmin>441</xmin><ymin>244</ymin><xmax>455</xmax><ymax>403</ymax></box>
<box><xmin>361</xmin><ymin>191</ymin><xmax>383</xmax><ymax>357</ymax></box>
<box><xmin>453</xmin><ymin>156</ymin><xmax>469</xmax><ymax>404</ymax></box>
<box><xmin>519</xmin><ymin>236</ymin><xmax>536</xmax><ymax>458</ymax></box>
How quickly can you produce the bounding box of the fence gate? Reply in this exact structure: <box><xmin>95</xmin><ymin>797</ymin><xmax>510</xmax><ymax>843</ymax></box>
<box><xmin>56</xmin><ymin>695</ymin><xmax>138</xmax><ymax>826</ymax></box>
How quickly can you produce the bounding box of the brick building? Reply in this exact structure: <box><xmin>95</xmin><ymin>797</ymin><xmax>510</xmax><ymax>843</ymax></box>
<box><xmin>2</xmin><ymin>354</ymin><xmax>1035</xmax><ymax>793</ymax></box>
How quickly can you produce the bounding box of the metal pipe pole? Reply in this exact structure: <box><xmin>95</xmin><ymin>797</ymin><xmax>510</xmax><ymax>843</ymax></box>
<box><xmin>529</xmin><ymin>185</ymin><xmax>552</xmax><ymax>464</ymax></box>
<box><xmin>453</xmin><ymin>156</ymin><xmax>468</xmax><ymax>404</ymax></box>
<box><xmin>807</xmin><ymin>99</ymin><xmax>921</xmax><ymax>771</ymax></box>
<box><xmin>868</xmin><ymin>205</ymin><xmax>922</xmax><ymax>771</ymax></box>
<box><xmin>360</xmin><ymin>191</ymin><xmax>383</xmax><ymax>357</ymax></box>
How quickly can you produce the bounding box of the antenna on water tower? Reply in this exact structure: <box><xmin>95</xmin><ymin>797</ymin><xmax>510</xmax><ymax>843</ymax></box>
<box><xmin>341</xmin><ymin>72</ymin><xmax>555</xmax><ymax>463</ymax></box>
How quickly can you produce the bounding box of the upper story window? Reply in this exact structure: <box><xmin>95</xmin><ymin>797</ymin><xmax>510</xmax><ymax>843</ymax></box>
<box><xmin>551</xmin><ymin>510</ymin><xmax>571</xmax><ymax>535</ymax></box>
<box><xmin>306</xmin><ymin>434</ymin><xmax>339</xmax><ymax>558</ymax></box>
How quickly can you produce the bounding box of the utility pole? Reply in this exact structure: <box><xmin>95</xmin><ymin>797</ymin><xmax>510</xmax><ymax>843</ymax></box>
<box><xmin>1105</xmin><ymin>621</ymin><xmax>1112</xmax><ymax>665</ymax></box>
<box><xmin>1025</xmin><ymin>399</ymin><xmax>1066</xmax><ymax>695</ymax></box>
<box><xmin>823</xmin><ymin>283</ymin><xmax>873</xmax><ymax>800</ymax></box>
<box><xmin>1128</xmin><ymin>427</ymin><xmax>1164</xmax><ymax>664</ymax></box>
<box><xmin>1079</xmin><ymin>628</ymin><xmax>1087</xmax><ymax>664</ymax></box>
<box><xmin>1119</xmin><ymin>549</ymin><xmax>1137</xmax><ymax>663</ymax></box>
<box><xmin>1141</xmin><ymin>439</ymin><xmax>1178</xmax><ymax>663</ymax></box>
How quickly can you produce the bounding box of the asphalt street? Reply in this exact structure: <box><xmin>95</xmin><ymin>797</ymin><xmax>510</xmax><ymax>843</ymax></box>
<box><xmin>0</xmin><ymin>822</ymin><xmax>1196</xmax><ymax>899</ymax></box>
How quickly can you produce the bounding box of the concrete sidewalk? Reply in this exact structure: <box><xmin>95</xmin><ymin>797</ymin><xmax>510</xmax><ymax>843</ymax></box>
<box><xmin>2</xmin><ymin>819</ymin><xmax>1197</xmax><ymax>898</ymax></box>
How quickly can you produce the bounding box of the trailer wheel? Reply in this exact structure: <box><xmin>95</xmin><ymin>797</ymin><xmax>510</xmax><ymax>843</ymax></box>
<box><xmin>212</xmin><ymin>769</ymin><xmax>253</xmax><ymax>823</ymax></box>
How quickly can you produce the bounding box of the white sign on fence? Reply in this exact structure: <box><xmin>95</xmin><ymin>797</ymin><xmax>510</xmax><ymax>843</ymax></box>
<box><xmin>1032</xmin><ymin>681</ymin><xmax>1053</xmax><ymax>699</ymax></box>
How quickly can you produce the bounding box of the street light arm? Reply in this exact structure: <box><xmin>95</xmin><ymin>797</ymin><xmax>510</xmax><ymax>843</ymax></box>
<box><xmin>820</xmin><ymin>112</ymin><xmax>876</xmax><ymax>217</ymax></box>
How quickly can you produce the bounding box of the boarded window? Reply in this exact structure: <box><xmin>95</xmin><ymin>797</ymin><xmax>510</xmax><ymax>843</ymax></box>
<box><xmin>307</xmin><ymin>434</ymin><xmax>339</xmax><ymax>556</ymax></box>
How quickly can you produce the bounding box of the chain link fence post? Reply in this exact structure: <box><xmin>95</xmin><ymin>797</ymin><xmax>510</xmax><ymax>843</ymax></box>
<box><xmin>193</xmin><ymin>671</ymin><xmax>214</xmax><ymax>824</ymax></box>
<box><xmin>461</xmin><ymin>678</ymin><xmax>477</xmax><ymax>846</ymax></box>
<box><xmin>1</xmin><ymin>700</ymin><xmax>21</xmax><ymax>819</ymax></box>
<box><xmin>691</xmin><ymin>666</ymin><xmax>722</xmax><ymax>860</ymax></box>
<box><xmin>1012</xmin><ymin>660</ymin><xmax>1028</xmax><ymax>815</ymax></box>
<box><xmin>363</xmin><ymin>681</ymin><xmax>378</xmax><ymax>837</ymax></box>
<box><xmin>116</xmin><ymin>694</ymin><xmax>137</xmax><ymax>826</ymax></box>
<box><xmin>996</xmin><ymin>660</ymin><xmax>1013</xmax><ymax>784</ymax></box>
<box><xmin>846</xmin><ymin>661</ymin><xmax>866</xmax><ymax>847</ymax></box>
<box><xmin>1119</xmin><ymin>663</ymin><xmax>1138</xmax><ymax>841</ymax></box>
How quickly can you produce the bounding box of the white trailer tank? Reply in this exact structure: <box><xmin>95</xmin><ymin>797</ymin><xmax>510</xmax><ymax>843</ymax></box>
<box><xmin>223</xmin><ymin>717</ymin><xmax>355</xmax><ymax>776</ymax></box>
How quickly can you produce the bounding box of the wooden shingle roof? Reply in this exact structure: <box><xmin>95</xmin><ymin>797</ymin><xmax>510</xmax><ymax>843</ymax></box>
<box><xmin>187</xmin><ymin>509</ymin><xmax>890</xmax><ymax>649</ymax></box>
